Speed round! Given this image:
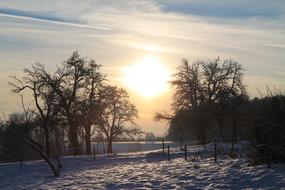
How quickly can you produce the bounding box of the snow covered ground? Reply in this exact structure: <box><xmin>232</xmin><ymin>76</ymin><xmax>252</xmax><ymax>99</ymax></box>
<box><xmin>92</xmin><ymin>141</ymin><xmax>179</xmax><ymax>154</ymax></box>
<box><xmin>1</xmin><ymin>145</ymin><xmax>285</xmax><ymax>189</ymax></box>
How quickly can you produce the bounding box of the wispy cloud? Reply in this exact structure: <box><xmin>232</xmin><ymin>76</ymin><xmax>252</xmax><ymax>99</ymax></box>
<box><xmin>265</xmin><ymin>43</ymin><xmax>285</xmax><ymax>49</ymax></box>
<box><xmin>0</xmin><ymin>7</ymin><xmax>109</xmax><ymax>30</ymax></box>
<box><xmin>0</xmin><ymin>7</ymin><xmax>67</xmax><ymax>22</ymax></box>
<box><xmin>158</xmin><ymin>0</ymin><xmax>285</xmax><ymax>18</ymax></box>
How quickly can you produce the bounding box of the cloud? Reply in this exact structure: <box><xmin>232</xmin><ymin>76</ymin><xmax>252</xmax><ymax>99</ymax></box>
<box><xmin>157</xmin><ymin>0</ymin><xmax>285</xmax><ymax>19</ymax></box>
<box><xmin>0</xmin><ymin>7</ymin><xmax>109</xmax><ymax>30</ymax></box>
<box><xmin>265</xmin><ymin>43</ymin><xmax>285</xmax><ymax>49</ymax></box>
<box><xmin>0</xmin><ymin>0</ymin><xmax>284</xmax><ymax>84</ymax></box>
<box><xmin>0</xmin><ymin>7</ymin><xmax>67</xmax><ymax>22</ymax></box>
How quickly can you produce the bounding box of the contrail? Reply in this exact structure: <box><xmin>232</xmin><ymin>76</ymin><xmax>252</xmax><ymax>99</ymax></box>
<box><xmin>0</xmin><ymin>12</ymin><xmax>110</xmax><ymax>31</ymax></box>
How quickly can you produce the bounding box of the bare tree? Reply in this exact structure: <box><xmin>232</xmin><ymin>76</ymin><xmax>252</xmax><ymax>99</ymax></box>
<box><xmin>201</xmin><ymin>58</ymin><xmax>247</xmax><ymax>141</ymax></box>
<box><xmin>5</xmin><ymin>97</ymin><xmax>61</xmax><ymax>177</ymax></box>
<box><xmin>9</xmin><ymin>51</ymin><xmax>139</xmax><ymax>157</ymax></box>
<box><xmin>171</xmin><ymin>59</ymin><xmax>203</xmax><ymax>111</ymax></box>
<box><xmin>170</xmin><ymin>58</ymin><xmax>246</xmax><ymax>109</ymax></box>
<box><xmin>47</xmin><ymin>52</ymin><xmax>88</xmax><ymax>155</ymax></box>
<box><xmin>201</xmin><ymin>58</ymin><xmax>246</xmax><ymax>104</ymax></box>
<box><xmin>157</xmin><ymin>57</ymin><xmax>247</xmax><ymax>142</ymax></box>
<box><xmin>97</xmin><ymin>86</ymin><xmax>140</xmax><ymax>154</ymax></box>
<box><xmin>9</xmin><ymin>63</ymin><xmax>60</xmax><ymax>156</ymax></box>
<box><xmin>79</xmin><ymin>60</ymin><xmax>105</xmax><ymax>154</ymax></box>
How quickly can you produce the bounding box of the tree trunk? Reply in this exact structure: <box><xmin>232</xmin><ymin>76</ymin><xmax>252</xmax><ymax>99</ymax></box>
<box><xmin>43</xmin><ymin>124</ymin><xmax>50</xmax><ymax>157</ymax></box>
<box><xmin>55</xmin><ymin>127</ymin><xmax>61</xmax><ymax>156</ymax></box>
<box><xmin>217</xmin><ymin>119</ymin><xmax>225</xmax><ymax>142</ymax></box>
<box><xmin>195</xmin><ymin>124</ymin><xmax>201</xmax><ymax>144</ymax></box>
<box><xmin>54</xmin><ymin>126</ymin><xmax>63</xmax><ymax>168</ymax></box>
<box><xmin>12</xmin><ymin>131</ymin><xmax>60</xmax><ymax>177</ymax></box>
<box><xmin>70</xmin><ymin>124</ymin><xmax>80</xmax><ymax>155</ymax></box>
<box><xmin>29</xmin><ymin>143</ymin><xmax>60</xmax><ymax>177</ymax></box>
<box><xmin>196</xmin><ymin>124</ymin><xmax>206</xmax><ymax>145</ymax></box>
<box><xmin>200</xmin><ymin>126</ymin><xmax>206</xmax><ymax>145</ymax></box>
<box><xmin>107</xmin><ymin>139</ymin><xmax>113</xmax><ymax>154</ymax></box>
<box><xmin>85</xmin><ymin>125</ymin><xmax>91</xmax><ymax>155</ymax></box>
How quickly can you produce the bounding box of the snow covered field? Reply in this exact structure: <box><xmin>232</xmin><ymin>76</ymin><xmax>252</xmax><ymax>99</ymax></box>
<box><xmin>1</xmin><ymin>146</ymin><xmax>285</xmax><ymax>189</ymax></box>
<box><xmin>92</xmin><ymin>141</ymin><xmax>178</xmax><ymax>154</ymax></box>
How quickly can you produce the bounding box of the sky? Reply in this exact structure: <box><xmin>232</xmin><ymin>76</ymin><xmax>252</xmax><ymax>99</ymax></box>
<box><xmin>0</xmin><ymin>0</ymin><xmax>285</xmax><ymax>135</ymax></box>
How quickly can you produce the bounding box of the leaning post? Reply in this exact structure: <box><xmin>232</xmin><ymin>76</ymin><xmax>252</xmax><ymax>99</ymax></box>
<box><xmin>184</xmin><ymin>145</ymin><xmax>187</xmax><ymax>161</ymax></box>
<box><xmin>167</xmin><ymin>145</ymin><xmax>170</xmax><ymax>161</ymax></box>
<box><xmin>162</xmin><ymin>140</ymin><xmax>165</xmax><ymax>153</ymax></box>
<box><xmin>180</xmin><ymin>136</ymin><xmax>183</xmax><ymax>151</ymax></box>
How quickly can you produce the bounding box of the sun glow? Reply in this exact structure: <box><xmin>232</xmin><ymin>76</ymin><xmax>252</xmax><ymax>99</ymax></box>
<box><xmin>123</xmin><ymin>56</ymin><xmax>171</xmax><ymax>97</ymax></box>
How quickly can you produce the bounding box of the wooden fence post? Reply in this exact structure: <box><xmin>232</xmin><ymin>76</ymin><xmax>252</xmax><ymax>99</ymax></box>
<box><xmin>162</xmin><ymin>140</ymin><xmax>165</xmax><ymax>153</ymax></box>
<box><xmin>184</xmin><ymin>145</ymin><xmax>187</xmax><ymax>161</ymax></box>
<box><xmin>214</xmin><ymin>139</ymin><xmax>217</xmax><ymax>163</ymax></box>
<box><xmin>167</xmin><ymin>145</ymin><xmax>170</xmax><ymax>161</ymax></box>
<box><xmin>180</xmin><ymin>136</ymin><xmax>183</xmax><ymax>151</ymax></box>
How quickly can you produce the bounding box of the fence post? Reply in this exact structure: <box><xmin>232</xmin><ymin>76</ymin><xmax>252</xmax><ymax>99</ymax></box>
<box><xmin>167</xmin><ymin>145</ymin><xmax>170</xmax><ymax>161</ymax></box>
<box><xmin>180</xmin><ymin>136</ymin><xmax>183</xmax><ymax>151</ymax></box>
<box><xmin>162</xmin><ymin>140</ymin><xmax>165</xmax><ymax>153</ymax></box>
<box><xmin>184</xmin><ymin>145</ymin><xmax>187</xmax><ymax>161</ymax></box>
<box><xmin>93</xmin><ymin>146</ymin><xmax>96</xmax><ymax>160</ymax></box>
<box><xmin>214</xmin><ymin>139</ymin><xmax>217</xmax><ymax>163</ymax></box>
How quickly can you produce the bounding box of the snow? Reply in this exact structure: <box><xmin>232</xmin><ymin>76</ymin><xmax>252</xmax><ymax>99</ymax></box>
<box><xmin>92</xmin><ymin>141</ymin><xmax>179</xmax><ymax>154</ymax></box>
<box><xmin>1</xmin><ymin>144</ymin><xmax>285</xmax><ymax>189</ymax></box>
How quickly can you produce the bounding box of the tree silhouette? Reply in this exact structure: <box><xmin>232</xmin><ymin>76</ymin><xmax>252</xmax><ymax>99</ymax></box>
<box><xmin>9</xmin><ymin>63</ymin><xmax>61</xmax><ymax>156</ymax></box>
<box><xmin>79</xmin><ymin>61</ymin><xmax>105</xmax><ymax>154</ymax></box>
<box><xmin>97</xmin><ymin>85</ymin><xmax>140</xmax><ymax>154</ymax></box>
<box><xmin>8</xmin><ymin>51</ymin><xmax>141</xmax><ymax>158</ymax></box>
<box><xmin>156</xmin><ymin>57</ymin><xmax>247</xmax><ymax>142</ymax></box>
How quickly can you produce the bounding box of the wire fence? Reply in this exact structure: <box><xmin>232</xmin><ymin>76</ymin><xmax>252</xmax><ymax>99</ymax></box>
<box><xmin>89</xmin><ymin>138</ymin><xmax>251</xmax><ymax>165</ymax></box>
<box><xmin>159</xmin><ymin>137</ymin><xmax>251</xmax><ymax>164</ymax></box>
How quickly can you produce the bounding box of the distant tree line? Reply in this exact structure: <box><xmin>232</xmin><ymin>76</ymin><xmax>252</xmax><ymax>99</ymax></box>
<box><xmin>0</xmin><ymin>52</ymin><xmax>141</xmax><ymax>169</ymax></box>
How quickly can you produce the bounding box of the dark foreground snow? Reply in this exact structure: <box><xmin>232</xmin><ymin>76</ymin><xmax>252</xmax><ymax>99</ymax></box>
<box><xmin>1</xmin><ymin>149</ymin><xmax>285</xmax><ymax>189</ymax></box>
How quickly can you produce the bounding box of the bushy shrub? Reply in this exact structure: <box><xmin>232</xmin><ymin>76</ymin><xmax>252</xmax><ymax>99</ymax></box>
<box><xmin>247</xmin><ymin>94</ymin><xmax>285</xmax><ymax>164</ymax></box>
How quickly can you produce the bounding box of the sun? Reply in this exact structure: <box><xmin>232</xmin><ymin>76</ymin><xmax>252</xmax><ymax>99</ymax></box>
<box><xmin>122</xmin><ymin>56</ymin><xmax>171</xmax><ymax>97</ymax></box>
